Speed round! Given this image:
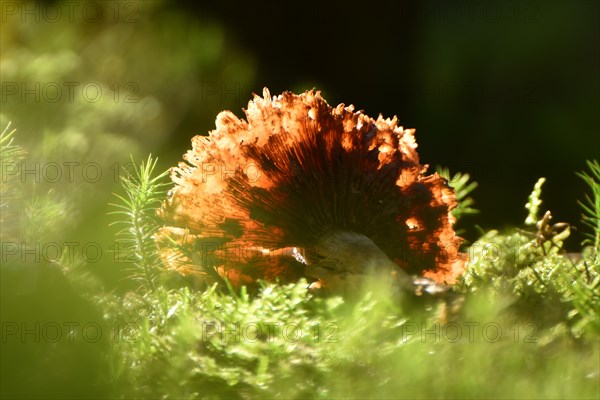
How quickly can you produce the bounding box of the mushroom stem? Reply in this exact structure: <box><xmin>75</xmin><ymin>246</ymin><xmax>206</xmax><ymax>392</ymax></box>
<box><xmin>307</xmin><ymin>230</ymin><xmax>413</xmax><ymax>296</ymax></box>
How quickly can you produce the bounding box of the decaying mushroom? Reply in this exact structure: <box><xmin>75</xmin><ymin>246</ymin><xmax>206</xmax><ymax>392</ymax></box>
<box><xmin>156</xmin><ymin>88</ymin><xmax>467</xmax><ymax>295</ymax></box>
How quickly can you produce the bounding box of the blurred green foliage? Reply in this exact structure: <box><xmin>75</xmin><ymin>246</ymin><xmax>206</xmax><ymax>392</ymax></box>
<box><xmin>0</xmin><ymin>0</ymin><xmax>256</xmax><ymax>284</ymax></box>
<box><xmin>100</xmin><ymin>279</ymin><xmax>599</xmax><ymax>399</ymax></box>
<box><xmin>8</xmin><ymin>154</ymin><xmax>596</xmax><ymax>399</ymax></box>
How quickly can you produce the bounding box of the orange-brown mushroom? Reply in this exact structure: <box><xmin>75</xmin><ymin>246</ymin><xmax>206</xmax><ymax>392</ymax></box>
<box><xmin>156</xmin><ymin>88</ymin><xmax>467</xmax><ymax>292</ymax></box>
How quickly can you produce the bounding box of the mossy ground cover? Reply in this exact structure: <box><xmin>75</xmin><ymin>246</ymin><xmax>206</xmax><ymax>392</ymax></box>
<box><xmin>2</xmin><ymin>132</ymin><xmax>597</xmax><ymax>398</ymax></box>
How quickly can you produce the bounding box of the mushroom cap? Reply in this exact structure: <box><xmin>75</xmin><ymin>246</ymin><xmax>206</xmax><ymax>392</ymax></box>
<box><xmin>156</xmin><ymin>88</ymin><xmax>467</xmax><ymax>289</ymax></box>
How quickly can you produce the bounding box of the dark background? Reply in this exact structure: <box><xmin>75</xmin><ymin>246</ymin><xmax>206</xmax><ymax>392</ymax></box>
<box><xmin>170</xmin><ymin>0</ymin><xmax>600</xmax><ymax>248</ymax></box>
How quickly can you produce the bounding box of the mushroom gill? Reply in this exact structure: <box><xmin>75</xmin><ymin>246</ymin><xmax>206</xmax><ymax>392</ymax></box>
<box><xmin>156</xmin><ymin>88</ymin><xmax>467</xmax><ymax>292</ymax></box>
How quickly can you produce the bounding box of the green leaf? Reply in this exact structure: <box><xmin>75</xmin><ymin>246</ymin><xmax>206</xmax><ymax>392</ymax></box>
<box><xmin>436</xmin><ymin>166</ymin><xmax>479</xmax><ymax>221</ymax></box>
<box><xmin>525</xmin><ymin>177</ymin><xmax>546</xmax><ymax>225</ymax></box>
<box><xmin>576</xmin><ymin>160</ymin><xmax>600</xmax><ymax>260</ymax></box>
<box><xmin>109</xmin><ymin>154</ymin><xmax>170</xmax><ymax>291</ymax></box>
